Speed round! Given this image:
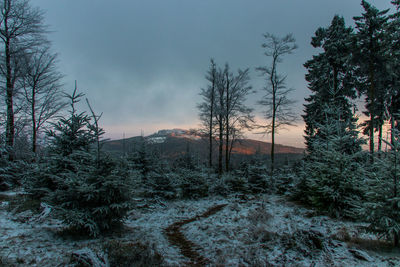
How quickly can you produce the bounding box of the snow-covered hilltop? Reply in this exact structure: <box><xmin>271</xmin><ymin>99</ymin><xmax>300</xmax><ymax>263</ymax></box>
<box><xmin>147</xmin><ymin>129</ymin><xmax>202</xmax><ymax>144</ymax></box>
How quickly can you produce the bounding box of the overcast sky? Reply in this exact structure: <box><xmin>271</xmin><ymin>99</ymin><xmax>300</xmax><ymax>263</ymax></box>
<box><xmin>31</xmin><ymin>0</ymin><xmax>394</xmax><ymax>147</ymax></box>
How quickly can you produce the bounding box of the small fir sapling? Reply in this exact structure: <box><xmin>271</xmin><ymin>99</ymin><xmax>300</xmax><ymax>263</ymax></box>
<box><xmin>30</xmin><ymin>86</ymin><xmax>131</xmax><ymax>236</ymax></box>
<box><xmin>237</xmin><ymin>160</ymin><xmax>268</xmax><ymax>193</ymax></box>
<box><xmin>127</xmin><ymin>136</ymin><xmax>152</xmax><ymax>181</ymax></box>
<box><xmin>175</xmin><ymin>168</ymin><xmax>209</xmax><ymax>199</ymax></box>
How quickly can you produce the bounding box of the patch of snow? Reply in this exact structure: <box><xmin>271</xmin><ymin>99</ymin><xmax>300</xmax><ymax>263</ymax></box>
<box><xmin>147</xmin><ymin>136</ymin><xmax>166</xmax><ymax>144</ymax></box>
<box><xmin>1</xmin><ymin>192</ymin><xmax>399</xmax><ymax>266</ymax></box>
<box><xmin>124</xmin><ymin>196</ymin><xmax>227</xmax><ymax>265</ymax></box>
<box><xmin>0</xmin><ymin>190</ymin><xmax>29</xmax><ymax>197</ymax></box>
<box><xmin>30</xmin><ymin>202</ymin><xmax>52</xmax><ymax>222</ymax></box>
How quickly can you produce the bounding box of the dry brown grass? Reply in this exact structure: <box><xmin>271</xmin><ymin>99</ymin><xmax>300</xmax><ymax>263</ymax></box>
<box><xmin>247</xmin><ymin>207</ymin><xmax>273</xmax><ymax>225</ymax></box>
<box><xmin>347</xmin><ymin>237</ymin><xmax>395</xmax><ymax>251</ymax></box>
<box><xmin>104</xmin><ymin>240</ymin><xmax>164</xmax><ymax>267</ymax></box>
<box><xmin>332</xmin><ymin>227</ymin><xmax>396</xmax><ymax>252</ymax></box>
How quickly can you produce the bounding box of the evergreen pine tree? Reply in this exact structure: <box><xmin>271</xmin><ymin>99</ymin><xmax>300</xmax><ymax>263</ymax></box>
<box><xmin>353</xmin><ymin>1</ymin><xmax>390</xmax><ymax>155</ymax></box>
<box><xmin>127</xmin><ymin>136</ymin><xmax>152</xmax><ymax>181</ymax></box>
<box><xmin>300</xmin><ymin>105</ymin><xmax>366</xmax><ymax>218</ymax></box>
<box><xmin>387</xmin><ymin>0</ymin><xmax>400</xmax><ymax>143</ymax></box>
<box><xmin>360</xmin><ymin>130</ymin><xmax>400</xmax><ymax>246</ymax></box>
<box><xmin>303</xmin><ymin>15</ymin><xmax>359</xmax><ymax>154</ymax></box>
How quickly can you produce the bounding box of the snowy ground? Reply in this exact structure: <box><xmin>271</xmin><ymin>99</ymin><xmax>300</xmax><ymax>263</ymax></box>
<box><xmin>1</xmin><ymin>191</ymin><xmax>400</xmax><ymax>266</ymax></box>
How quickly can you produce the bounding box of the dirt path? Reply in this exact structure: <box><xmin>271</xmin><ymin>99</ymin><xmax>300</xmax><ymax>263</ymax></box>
<box><xmin>164</xmin><ymin>203</ymin><xmax>227</xmax><ymax>266</ymax></box>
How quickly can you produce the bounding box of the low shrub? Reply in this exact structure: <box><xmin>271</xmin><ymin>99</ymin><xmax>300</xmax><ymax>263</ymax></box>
<box><xmin>105</xmin><ymin>240</ymin><xmax>164</xmax><ymax>267</ymax></box>
<box><xmin>49</xmin><ymin>154</ymin><xmax>132</xmax><ymax>237</ymax></box>
<box><xmin>175</xmin><ymin>169</ymin><xmax>209</xmax><ymax>199</ymax></box>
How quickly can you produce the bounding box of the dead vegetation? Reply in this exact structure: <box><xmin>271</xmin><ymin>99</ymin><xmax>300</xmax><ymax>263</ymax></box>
<box><xmin>104</xmin><ymin>240</ymin><xmax>164</xmax><ymax>267</ymax></box>
<box><xmin>331</xmin><ymin>225</ymin><xmax>398</xmax><ymax>253</ymax></box>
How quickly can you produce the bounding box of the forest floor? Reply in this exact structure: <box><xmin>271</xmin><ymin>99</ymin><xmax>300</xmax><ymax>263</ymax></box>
<box><xmin>1</xmin><ymin>191</ymin><xmax>400</xmax><ymax>266</ymax></box>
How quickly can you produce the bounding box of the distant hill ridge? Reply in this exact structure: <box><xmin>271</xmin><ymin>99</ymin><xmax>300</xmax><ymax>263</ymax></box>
<box><xmin>103</xmin><ymin>128</ymin><xmax>305</xmax><ymax>156</ymax></box>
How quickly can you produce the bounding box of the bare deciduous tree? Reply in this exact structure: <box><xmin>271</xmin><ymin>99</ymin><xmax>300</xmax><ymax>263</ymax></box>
<box><xmin>20</xmin><ymin>45</ymin><xmax>64</xmax><ymax>154</ymax></box>
<box><xmin>199</xmin><ymin>60</ymin><xmax>254</xmax><ymax>175</ymax></box>
<box><xmin>222</xmin><ymin>65</ymin><xmax>253</xmax><ymax>172</ymax></box>
<box><xmin>198</xmin><ymin>59</ymin><xmax>217</xmax><ymax>169</ymax></box>
<box><xmin>0</xmin><ymin>0</ymin><xmax>46</xmax><ymax>159</ymax></box>
<box><xmin>256</xmin><ymin>33</ymin><xmax>297</xmax><ymax>174</ymax></box>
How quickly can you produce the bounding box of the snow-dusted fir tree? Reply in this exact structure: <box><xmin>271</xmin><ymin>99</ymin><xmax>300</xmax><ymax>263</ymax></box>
<box><xmin>299</xmin><ymin>105</ymin><xmax>365</xmax><ymax>218</ymax></box>
<box><xmin>127</xmin><ymin>136</ymin><xmax>152</xmax><ymax>181</ymax></box>
<box><xmin>303</xmin><ymin>15</ymin><xmax>359</xmax><ymax>155</ymax></box>
<box><xmin>301</xmin><ymin>16</ymin><xmax>365</xmax><ymax>217</ymax></box>
<box><xmin>360</xmin><ymin>130</ymin><xmax>400</xmax><ymax>246</ymax></box>
<box><xmin>0</xmin><ymin>140</ymin><xmax>29</xmax><ymax>190</ymax></box>
<box><xmin>29</xmin><ymin>86</ymin><xmax>131</xmax><ymax>237</ymax></box>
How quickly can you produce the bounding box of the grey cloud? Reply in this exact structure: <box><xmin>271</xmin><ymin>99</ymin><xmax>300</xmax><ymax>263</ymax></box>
<box><xmin>31</xmin><ymin>0</ymin><xmax>393</xmax><ymax>141</ymax></box>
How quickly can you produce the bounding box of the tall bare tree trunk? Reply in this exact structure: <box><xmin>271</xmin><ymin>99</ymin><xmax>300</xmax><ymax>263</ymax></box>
<box><xmin>218</xmin><ymin>115</ymin><xmax>223</xmax><ymax>177</ymax></box>
<box><xmin>378</xmin><ymin>124</ymin><xmax>382</xmax><ymax>153</ymax></box>
<box><xmin>270</xmin><ymin>58</ymin><xmax>277</xmax><ymax>175</ymax></box>
<box><xmin>271</xmin><ymin>108</ymin><xmax>275</xmax><ymax>174</ymax></box>
<box><xmin>225</xmin><ymin>75</ymin><xmax>230</xmax><ymax>172</ymax></box>
<box><xmin>369</xmin><ymin>52</ymin><xmax>375</xmax><ymax>160</ymax></box>
<box><xmin>209</xmin><ymin>82</ymin><xmax>214</xmax><ymax>169</ymax></box>
<box><xmin>391</xmin><ymin>98</ymin><xmax>395</xmax><ymax>146</ymax></box>
<box><xmin>31</xmin><ymin>88</ymin><xmax>37</xmax><ymax>154</ymax></box>
<box><xmin>5</xmin><ymin>37</ymin><xmax>14</xmax><ymax>160</ymax></box>
<box><xmin>395</xmin><ymin>148</ymin><xmax>399</xmax><ymax>248</ymax></box>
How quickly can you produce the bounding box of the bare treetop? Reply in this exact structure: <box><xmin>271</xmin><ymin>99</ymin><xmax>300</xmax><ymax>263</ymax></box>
<box><xmin>257</xmin><ymin>33</ymin><xmax>297</xmax><ymax>174</ymax></box>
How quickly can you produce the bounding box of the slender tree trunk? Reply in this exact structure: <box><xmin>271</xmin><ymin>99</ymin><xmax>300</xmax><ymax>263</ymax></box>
<box><xmin>271</xmin><ymin>111</ymin><xmax>275</xmax><ymax>175</ymax></box>
<box><xmin>270</xmin><ymin>59</ymin><xmax>277</xmax><ymax>175</ymax></box>
<box><xmin>225</xmin><ymin>129</ymin><xmax>229</xmax><ymax>172</ymax></box>
<box><xmin>369</xmin><ymin>62</ymin><xmax>375</xmax><ymax>160</ymax></box>
<box><xmin>225</xmin><ymin>76</ymin><xmax>230</xmax><ymax>172</ymax></box>
<box><xmin>218</xmin><ymin>115</ymin><xmax>223</xmax><ymax>177</ymax></box>
<box><xmin>271</xmin><ymin>80</ymin><xmax>276</xmax><ymax>175</ymax></box>
<box><xmin>393</xmin><ymin>165</ymin><xmax>398</xmax><ymax>248</ymax></box>
<box><xmin>32</xmin><ymin>88</ymin><xmax>37</xmax><ymax>154</ymax></box>
<box><xmin>378</xmin><ymin>124</ymin><xmax>382</xmax><ymax>153</ymax></box>
<box><xmin>5</xmin><ymin>37</ymin><xmax>14</xmax><ymax>161</ymax></box>
<box><xmin>228</xmin><ymin>134</ymin><xmax>235</xmax><ymax>169</ymax></box>
<box><xmin>394</xmin><ymin>149</ymin><xmax>398</xmax><ymax>200</ymax></box>
<box><xmin>209</xmin><ymin>84</ymin><xmax>214</xmax><ymax>169</ymax></box>
<box><xmin>217</xmin><ymin>77</ymin><xmax>225</xmax><ymax>177</ymax></box>
<box><xmin>209</xmin><ymin>119</ymin><xmax>213</xmax><ymax>169</ymax></box>
<box><xmin>391</xmin><ymin>107</ymin><xmax>395</xmax><ymax>146</ymax></box>
<box><xmin>367</xmin><ymin>29</ymin><xmax>376</xmax><ymax>160</ymax></box>
<box><xmin>394</xmin><ymin>129</ymin><xmax>398</xmax><ymax>248</ymax></box>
